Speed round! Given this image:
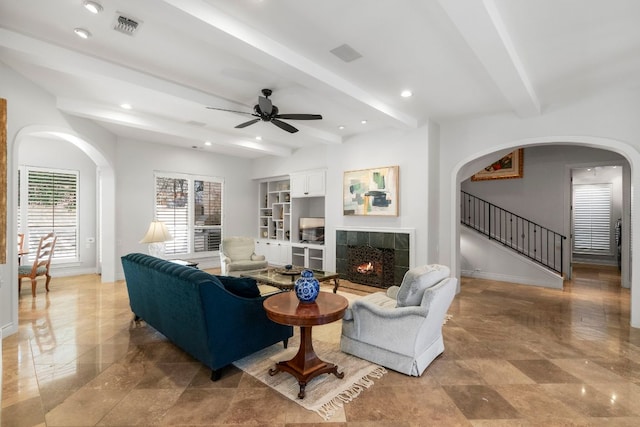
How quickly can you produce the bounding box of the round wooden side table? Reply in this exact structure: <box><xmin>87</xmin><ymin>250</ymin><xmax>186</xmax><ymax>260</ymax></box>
<box><xmin>263</xmin><ymin>291</ymin><xmax>348</xmax><ymax>399</ymax></box>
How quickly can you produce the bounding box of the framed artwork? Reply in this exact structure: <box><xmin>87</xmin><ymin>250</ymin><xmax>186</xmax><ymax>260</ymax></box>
<box><xmin>343</xmin><ymin>165</ymin><xmax>399</xmax><ymax>216</ymax></box>
<box><xmin>1</xmin><ymin>98</ymin><xmax>6</xmax><ymax>263</ymax></box>
<box><xmin>471</xmin><ymin>148</ymin><xmax>524</xmax><ymax>181</ymax></box>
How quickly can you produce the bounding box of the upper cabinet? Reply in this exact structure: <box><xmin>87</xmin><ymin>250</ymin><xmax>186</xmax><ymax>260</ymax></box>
<box><xmin>290</xmin><ymin>170</ymin><xmax>326</xmax><ymax>197</ymax></box>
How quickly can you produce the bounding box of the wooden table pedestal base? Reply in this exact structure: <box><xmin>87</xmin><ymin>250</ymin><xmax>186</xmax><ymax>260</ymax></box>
<box><xmin>269</xmin><ymin>325</ymin><xmax>343</xmax><ymax>399</ymax></box>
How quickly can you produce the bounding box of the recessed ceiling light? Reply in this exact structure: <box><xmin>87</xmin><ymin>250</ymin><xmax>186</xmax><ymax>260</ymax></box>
<box><xmin>204</xmin><ymin>141</ymin><xmax>212</xmax><ymax>146</ymax></box>
<box><xmin>120</xmin><ymin>103</ymin><xmax>132</xmax><ymax>110</ymax></box>
<box><xmin>401</xmin><ymin>90</ymin><xmax>413</xmax><ymax>98</ymax></box>
<box><xmin>338</xmin><ymin>125</ymin><xmax>345</xmax><ymax>130</ymax></box>
<box><xmin>73</xmin><ymin>28</ymin><xmax>91</xmax><ymax>39</ymax></box>
<box><xmin>361</xmin><ymin>120</ymin><xmax>367</xmax><ymax>124</ymax></box>
<box><xmin>82</xmin><ymin>1</ymin><xmax>103</xmax><ymax>14</ymax></box>
<box><xmin>255</xmin><ymin>136</ymin><xmax>262</xmax><ymax>140</ymax></box>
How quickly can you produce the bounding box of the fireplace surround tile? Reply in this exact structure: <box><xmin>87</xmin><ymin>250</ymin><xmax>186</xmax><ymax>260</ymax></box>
<box><xmin>335</xmin><ymin>229</ymin><xmax>410</xmax><ymax>287</ymax></box>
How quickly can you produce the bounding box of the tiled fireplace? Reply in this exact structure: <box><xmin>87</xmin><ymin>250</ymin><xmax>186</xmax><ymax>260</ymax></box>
<box><xmin>335</xmin><ymin>227</ymin><xmax>414</xmax><ymax>288</ymax></box>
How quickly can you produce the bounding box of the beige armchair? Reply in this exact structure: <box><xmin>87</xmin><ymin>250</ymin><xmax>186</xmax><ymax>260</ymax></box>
<box><xmin>340</xmin><ymin>264</ymin><xmax>457</xmax><ymax>376</ymax></box>
<box><xmin>219</xmin><ymin>236</ymin><xmax>268</xmax><ymax>276</ymax></box>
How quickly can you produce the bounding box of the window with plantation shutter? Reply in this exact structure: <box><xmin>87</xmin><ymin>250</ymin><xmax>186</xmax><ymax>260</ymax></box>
<box><xmin>21</xmin><ymin>167</ymin><xmax>78</xmax><ymax>262</ymax></box>
<box><xmin>573</xmin><ymin>183</ymin><xmax>612</xmax><ymax>254</ymax></box>
<box><xmin>155</xmin><ymin>173</ymin><xmax>223</xmax><ymax>256</ymax></box>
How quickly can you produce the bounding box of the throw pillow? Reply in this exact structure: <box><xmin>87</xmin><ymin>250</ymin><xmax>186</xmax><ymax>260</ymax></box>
<box><xmin>217</xmin><ymin>276</ymin><xmax>260</xmax><ymax>298</ymax></box>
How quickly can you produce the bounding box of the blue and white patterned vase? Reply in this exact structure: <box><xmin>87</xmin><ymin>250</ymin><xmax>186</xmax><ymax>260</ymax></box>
<box><xmin>294</xmin><ymin>269</ymin><xmax>320</xmax><ymax>303</ymax></box>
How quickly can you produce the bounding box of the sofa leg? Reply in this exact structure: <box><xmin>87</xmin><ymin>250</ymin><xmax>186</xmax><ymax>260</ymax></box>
<box><xmin>283</xmin><ymin>338</ymin><xmax>289</xmax><ymax>349</ymax></box>
<box><xmin>210</xmin><ymin>369</ymin><xmax>222</xmax><ymax>381</ymax></box>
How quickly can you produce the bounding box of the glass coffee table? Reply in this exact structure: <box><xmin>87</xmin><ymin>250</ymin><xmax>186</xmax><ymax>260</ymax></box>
<box><xmin>241</xmin><ymin>267</ymin><xmax>340</xmax><ymax>293</ymax></box>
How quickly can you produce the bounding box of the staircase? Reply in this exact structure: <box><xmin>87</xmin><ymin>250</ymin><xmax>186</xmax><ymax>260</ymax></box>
<box><xmin>461</xmin><ymin>191</ymin><xmax>567</xmax><ymax>276</ymax></box>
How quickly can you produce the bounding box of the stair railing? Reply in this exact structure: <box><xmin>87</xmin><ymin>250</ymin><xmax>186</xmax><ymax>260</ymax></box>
<box><xmin>461</xmin><ymin>191</ymin><xmax>567</xmax><ymax>275</ymax></box>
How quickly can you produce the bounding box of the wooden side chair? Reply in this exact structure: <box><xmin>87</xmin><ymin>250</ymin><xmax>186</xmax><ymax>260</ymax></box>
<box><xmin>18</xmin><ymin>232</ymin><xmax>57</xmax><ymax>297</ymax></box>
<box><xmin>17</xmin><ymin>233</ymin><xmax>25</xmax><ymax>265</ymax></box>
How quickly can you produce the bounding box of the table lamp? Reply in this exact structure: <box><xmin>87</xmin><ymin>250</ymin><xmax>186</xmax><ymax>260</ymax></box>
<box><xmin>139</xmin><ymin>220</ymin><xmax>173</xmax><ymax>258</ymax></box>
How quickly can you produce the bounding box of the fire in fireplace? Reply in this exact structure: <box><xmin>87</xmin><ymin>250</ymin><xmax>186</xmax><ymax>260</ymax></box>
<box><xmin>347</xmin><ymin>245</ymin><xmax>395</xmax><ymax>288</ymax></box>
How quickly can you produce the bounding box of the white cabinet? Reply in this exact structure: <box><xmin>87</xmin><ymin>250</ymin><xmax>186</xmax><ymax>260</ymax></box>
<box><xmin>291</xmin><ymin>243</ymin><xmax>324</xmax><ymax>270</ymax></box>
<box><xmin>255</xmin><ymin>240</ymin><xmax>291</xmax><ymax>266</ymax></box>
<box><xmin>290</xmin><ymin>170</ymin><xmax>326</xmax><ymax>197</ymax></box>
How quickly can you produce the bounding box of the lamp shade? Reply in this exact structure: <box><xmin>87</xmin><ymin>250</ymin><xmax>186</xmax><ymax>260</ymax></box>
<box><xmin>139</xmin><ymin>220</ymin><xmax>173</xmax><ymax>244</ymax></box>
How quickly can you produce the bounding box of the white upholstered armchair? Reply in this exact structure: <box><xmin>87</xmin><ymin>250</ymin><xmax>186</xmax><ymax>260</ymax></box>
<box><xmin>219</xmin><ymin>236</ymin><xmax>268</xmax><ymax>276</ymax></box>
<box><xmin>340</xmin><ymin>264</ymin><xmax>457</xmax><ymax>376</ymax></box>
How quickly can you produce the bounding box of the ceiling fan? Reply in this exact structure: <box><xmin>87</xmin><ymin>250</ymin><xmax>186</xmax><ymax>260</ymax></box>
<box><xmin>206</xmin><ymin>88</ymin><xmax>322</xmax><ymax>133</ymax></box>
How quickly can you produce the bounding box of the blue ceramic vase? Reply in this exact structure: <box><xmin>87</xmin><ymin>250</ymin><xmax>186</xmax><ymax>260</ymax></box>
<box><xmin>294</xmin><ymin>269</ymin><xmax>320</xmax><ymax>303</ymax></box>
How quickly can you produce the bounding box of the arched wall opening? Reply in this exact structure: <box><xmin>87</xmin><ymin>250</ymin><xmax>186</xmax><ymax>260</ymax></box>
<box><xmin>449</xmin><ymin>136</ymin><xmax>639</xmax><ymax>328</ymax></box>
<box><xmin>11</xmin><ymin>125</ymin><xmax>116</xmax><ymax>283</ymax></box>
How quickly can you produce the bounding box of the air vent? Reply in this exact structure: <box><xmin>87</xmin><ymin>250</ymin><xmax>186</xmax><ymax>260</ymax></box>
<box><xmin>330</xmin><ymin>44</ymin><xmax>362</xmax><ymax>63</ymax></box>
<box><xmin>113</xmin><ymin>13</ymin><xmax>142</xmax><ymax>36</ymax></box>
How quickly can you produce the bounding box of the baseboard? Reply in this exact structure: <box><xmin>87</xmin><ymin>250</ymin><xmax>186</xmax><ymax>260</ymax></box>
<box><xmin>461</xmin><ymin>269</ymin><xmax>563</xmax><ymax>289</ymax></box>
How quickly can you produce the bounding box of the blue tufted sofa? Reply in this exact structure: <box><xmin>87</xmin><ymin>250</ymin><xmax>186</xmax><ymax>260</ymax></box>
<box><xmin>121</xmin><ymin>253</ymin><xmax>292</xmax><ymax>380</ymax></box>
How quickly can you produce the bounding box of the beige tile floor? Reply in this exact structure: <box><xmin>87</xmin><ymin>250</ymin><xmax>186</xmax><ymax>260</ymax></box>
<box><xmin>3</xmin><ymin>264</ymin><xmax>640</xmax><ymax>426</ymax></box>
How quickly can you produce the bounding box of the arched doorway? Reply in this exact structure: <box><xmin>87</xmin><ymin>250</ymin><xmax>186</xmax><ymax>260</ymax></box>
<box><xmin>11</xmin><ymin>126</ymin><xmax>116</xmax><ymax>282</ymax></box>
<box><xmin>448</xmin><ymin>137</ymin><xmax>640</xmax><ymax>328</ymax></box>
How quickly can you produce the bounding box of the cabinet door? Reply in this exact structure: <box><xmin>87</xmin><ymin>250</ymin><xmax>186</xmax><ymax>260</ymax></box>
<box><xmin>290</xmin><ymin>171</ymin><xmax>325</xmax><ymax>197</ymax></box>
<box><xmin>268</xmin><ymin>242</ymin><xmax>290</xmax><ymax>265</ymax></box>
<box><xmin>305</xmin><ymin>170</ymin><xmax>325</xmax><ymax>196</ymax></box>
<box><xmin>254</xmin><ymin>239</ymin><xmax>268</xmax><ymax>258</ymax></box>
<box><xmin>290</xmin><ymin>173</ymin><xmax>307</xmax><ymax>197</ymax></box>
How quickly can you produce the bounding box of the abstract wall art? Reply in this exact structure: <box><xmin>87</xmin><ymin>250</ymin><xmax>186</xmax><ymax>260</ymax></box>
<box><xmin>343</xmin><ymin>165</ymin><xmax>399</xmax><ymax>216</ymax></box>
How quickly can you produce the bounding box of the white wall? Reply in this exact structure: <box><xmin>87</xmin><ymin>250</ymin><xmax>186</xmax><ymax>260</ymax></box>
<box><xmin>439</xmin><ymin>87</ymin><xmax>640</xmax><ymax>327</ymax></box>
<box><xmin>114</xmin><ymin>139</ymin><xmax>256</xmax><ymax>278</ymax></box>
<box><xmin>1</xmin><ymin>61</ymin><xmax>117</xmax><ymax>336</ymax></box>
<box><xmin>19</xmin><ymin>135</ymin><xmax>98</xmax><ymax>275</ymax></box>
<box><xmin>462</xmin><ymin>146</ymin><xmax>626</xmax><ymax>234</ymax></box>
<box><xmin>253</xmin><ymin>125</ymin><xmax>432</xmax><ymax>271</ymax></box>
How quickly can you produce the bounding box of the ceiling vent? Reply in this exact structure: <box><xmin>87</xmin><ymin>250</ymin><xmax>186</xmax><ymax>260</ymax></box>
<box><xmin>330</xmin><ymin>44</ymin><xmax>362</xmax><ymax>63</ymax></box>
<box><xmin>113</xmin><ymin>13</ymin><xmax>142</xmax><ymax>36</ymax></box>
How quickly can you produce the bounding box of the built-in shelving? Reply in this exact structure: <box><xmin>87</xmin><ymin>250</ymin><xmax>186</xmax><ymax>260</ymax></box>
<box><xmin>258</xmin><ymin>178</ymin><xmax>291</xmax><ymax>242</ymax></box>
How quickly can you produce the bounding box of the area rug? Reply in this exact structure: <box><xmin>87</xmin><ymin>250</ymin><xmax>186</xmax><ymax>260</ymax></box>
<box><xmin>233</xmin><ymin>290</ymin><xmax>386</xmax><ymax>420</ymax></box>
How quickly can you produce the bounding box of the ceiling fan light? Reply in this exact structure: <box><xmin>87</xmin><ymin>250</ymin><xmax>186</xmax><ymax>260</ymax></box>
<box><xmin>74</xmin><ymin>28</ymin><xmax>91</xmax><ymax>39</ymax></box>
<box><xmin>83</xmin><ymin>1</ymin><xmax>103</xmax><ymax>14</ymax></box>
<box><xmin>361</xmin><ymin>120</ymin><xmax>367</xmax><ymax>124</ymax></box>
<box><xmin>401</xmin><ymin>90</ymin><xmax>413</xmax><ymax>98</ymax></box>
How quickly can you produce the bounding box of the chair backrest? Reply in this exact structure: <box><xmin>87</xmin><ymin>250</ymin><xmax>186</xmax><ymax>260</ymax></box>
<box><xmin>220</xmin><ymin>236</ymin><xmax>256</xmax><ymax>261</ymax></box>
<box><xmin>17</xmin><ymin>233</ymin><xmax>25</xmax><ymax>252</ymax></box>
<box><xmin>396</xmin><ymin>264</ymin><xmax>450</xmax><ymax>307</ymax></box>
<box><xmin>28</xmin><ymin>233</ymin><xmax>57</xmax><ymax>276</ymax></box>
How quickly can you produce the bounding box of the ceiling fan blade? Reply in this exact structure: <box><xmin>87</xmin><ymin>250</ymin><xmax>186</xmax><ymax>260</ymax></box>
<box><xmin>271</xmin><ymin>118</ymin><xmax>298</xmax><ymax>133</ymax></box>
<box><xmin>206</xmin><ymin>106</ymin><xmax>254</xmax><ymax>116</ymax></box>
<box><xmin>258</xmin><ymin>96</ymin><xmax>272</xmax><ymax>116</ymax></box>
<box><xmin>235</xmin><ymin>118</ymin><xmax>261</xmax><ymax>129</ymax></box>
<box><xmin>274</xmin><ymin>114</ymin><xmax>322</xmax><ymax>120</ymax></box>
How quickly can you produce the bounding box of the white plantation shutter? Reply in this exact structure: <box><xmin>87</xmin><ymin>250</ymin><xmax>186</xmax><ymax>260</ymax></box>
<box><xmin>194</xmin><ymin>180</ymin><xmax>222</xmax><ymax>252</ymax></box>
<box><xmin>155</xmin><ymin>176</ymin><xmax>189</xmax><ymax>255</ymax></box>
<box><xmin>155</xmin><ymin>174</ymin><xmax>223</xmax><ymax>256</ymax></box>
<box><xmin>26</xmin><ymin>168</ymin><xmax>78</xmax><ymax>261</ymax></box>
<box><xmin>573</xmin><ymin>183</ymin><xmax>612</xmax><ymax>253</ymax></box>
